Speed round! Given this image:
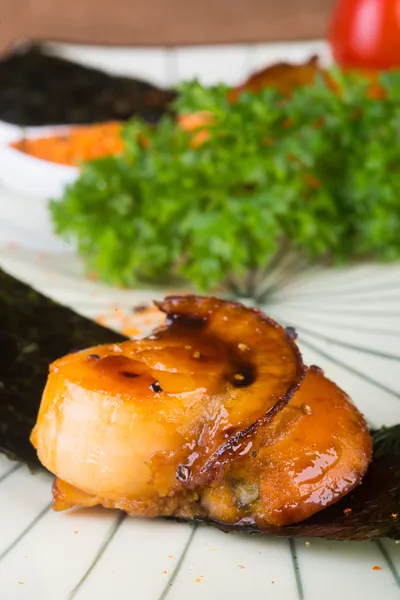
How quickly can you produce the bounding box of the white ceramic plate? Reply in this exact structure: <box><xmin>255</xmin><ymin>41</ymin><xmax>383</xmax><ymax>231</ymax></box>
<box><xmin>0</xmin><ymin>122</ymin><xmax>79</xmax><ymax>199</ymax></box>
<box><xmin>0</xmin><ymin>258</ymin><xmax>399</xmax><ymax>600</ymax></box>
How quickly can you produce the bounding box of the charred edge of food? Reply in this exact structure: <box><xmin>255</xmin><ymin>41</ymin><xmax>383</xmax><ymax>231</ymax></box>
<box><xmin>132</xmin><ymin>304</ymin><xmax>150</xmax><ymax>313</ymax></box>
<box><xmin>156</xmin><ymin>296</ymin><xmax>304</xmax><ymax>360</ymax></box>
<box><xmin>150</xmin><ymin>381</ymin><xmax>163</xmax><ymax>394</ymax></box>
<box><xmin>157</xmin><ymin>295</ymin><xmax>293</xmax><ymax>333</ymax></box>
<box><xmin>121</xmin><ymin>371</ymin><xmax>139</xmax><ymax>379</ymax></box>
<box><xmin>164</xmin><ymin>313</ymin><xmax>207</xmax><ymax>330</ymax></box>
<box><xmin>87</xmin><ymin>353</ymin><xmax>100</xmax><ymax>359</ymax></box>
<box><xmin>309</xmin><ymin>365</ymin><xmax>324</xmax><ymax>375</ymax></box>
<box><xmin>156</xmin><ymin>295</ymin><xmax>306</xmax><ymax>488</ymax></box>
<box><xmin>285</xmin><ymin>326</ymin><xmax>298</xmax><ymax>340</ymax></box>
<box><xmin>182</xmin><ymin>379</ymin><xmax>304</xmax><ymax>489</ymax></box>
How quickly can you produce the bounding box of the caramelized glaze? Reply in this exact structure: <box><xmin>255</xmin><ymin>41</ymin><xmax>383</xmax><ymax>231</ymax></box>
<box><xmin>30</xmin><ymin>296</ymin><xmax>372</xmax><ymax>527</ymax></box>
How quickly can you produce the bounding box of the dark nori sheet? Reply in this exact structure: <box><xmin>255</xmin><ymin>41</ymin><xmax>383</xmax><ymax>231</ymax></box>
<box><xmin>0</xmin><ymin>266</ymin><xmax>398</xmax><ymax>540</ymax></box>
<box><xmin>0</xmin><ymin>266</ymin><xmax>124</xmax><ymax>466</ymax></box>
<box><xmin>0</xmin><ymin>45</ymin><xmax>176</xmax><ymax>126</ymax></box>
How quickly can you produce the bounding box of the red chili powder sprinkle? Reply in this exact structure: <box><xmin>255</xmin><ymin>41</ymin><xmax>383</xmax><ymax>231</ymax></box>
<box><xmin>162</xmin><ymin>570</ymin><xmax>167</xmax><ymax>575</ymax></box>
<box><xmin>18</xmin><ymin>582</ymin><xmax>24</xmax><ymax>585</ymax></box>
<box><xmin>238</xmin><ymin>565</ymin><xmax>245</xmax><ymax>569</ymax></box>
<box><xmin>121</xmin><ymin>325</ymin><xmax>142</xmax><ymax>337</ymax></box>
<box><xmin>392</xmin><ymin>513</ymin><xmax>398</xmax><ymax>519</ymax></box>
<box><xmin>373</xmin><ymin>566</ymin><xmax>382</xmax><ymax>571</ymax></box>
<box><xmin>343</xmin><ymin>508</ymin><xmax>352</xmax><ymax>514</ymax></box>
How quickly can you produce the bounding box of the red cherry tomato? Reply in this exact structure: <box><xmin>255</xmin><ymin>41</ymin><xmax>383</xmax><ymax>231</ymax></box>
<box><xmin>329</xmin><ymin>0</ymin><xmax>400</xmax><ymax>70</ymax></box>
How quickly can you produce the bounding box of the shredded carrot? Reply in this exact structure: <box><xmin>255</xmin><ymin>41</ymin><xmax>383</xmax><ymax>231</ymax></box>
<box><xmin>11</xmin><ymin>122</ymin><xmax>124</xmax><ymax>166</ymax></box>
<box><xmin>178</xmin><ymin>112</ymin><xmax>214</xmax><ymax>132</ymax></box>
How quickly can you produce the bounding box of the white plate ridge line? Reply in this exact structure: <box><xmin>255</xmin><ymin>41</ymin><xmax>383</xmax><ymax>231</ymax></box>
<box><xmin>0</xmin><ymin>501</ymin><xmax>52</xmax><ymax>562</ymax></box>
<box><xmin>295</xmin><ymin>337</ymin><xmax>400</xmax><ymax>401</ymax></box>
<box><xmin>375</xmin><ymin>540</ymin><xmax>400</xmax><ymax>589</ymax></box>
<box><xmin>289</xmin><ymin>538</ymin><xmax>305</xmax><ymax>600</ymax></box>
<box><xmin>157</xmin><ymin>524</ymin><xmax>197</xmax><ymax>600</ymax></box>
<box><xmin>68</xmin><ymin>511</ymin><xmax>126</xmax><ymax>599</ymax></box>
<box><xmin>0</xmin><ymin>463</ymin><xmax>22</xmax><ymax>484</ymax></box>
<box><xmin>294</xmin><ymin>327</ymin><xmax>400</xmax><ymax>361</ymax></box>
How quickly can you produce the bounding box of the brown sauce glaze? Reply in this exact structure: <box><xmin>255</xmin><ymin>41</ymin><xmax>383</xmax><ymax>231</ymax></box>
<box><xmin>30</xmin><ymin>296</ymin><xmax>372</xmax><ymax>528</ymax></box>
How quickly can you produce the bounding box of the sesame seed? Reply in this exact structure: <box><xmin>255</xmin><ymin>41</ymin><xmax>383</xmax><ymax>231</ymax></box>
<box><xmin>301</xmin><ymin>403</ymin><xmax>312</xmax><ymax>415</ymax></box>
<box><xmin>193</xmin><ymin>351</ymin><xmax>201</xmax><ymax>359</ymax></box>
<box><xmin>234</xmin><ymin>373</ymin><xmax>245</xmax><ymax>381</ymax></box>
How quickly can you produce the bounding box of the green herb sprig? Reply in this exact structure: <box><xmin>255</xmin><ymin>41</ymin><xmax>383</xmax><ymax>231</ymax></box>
<box><xmin>50</xmin><ymin>70</ymin><xmax>400</xmax><ymax>296</ymax></box>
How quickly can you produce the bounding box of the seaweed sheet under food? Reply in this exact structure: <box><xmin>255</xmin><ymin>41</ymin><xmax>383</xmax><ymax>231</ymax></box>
<box><xmin>0</xmin><ymin>267</ymin><xmax>124</xmax><ymax>466</ymax></box>
<box><xmin>185</xmin><ymin>426</ymin><xmax>400</xmax><ymax>541</ymax></box>
<box><xmin>0</xmin><ymin>45</ymin><xmax>176</xmax><ymax>126</ymax></box>
<box><xmin>0</xmin><ymin>266</ymin><xmax>398</xmax><ymax>540</ymax></box>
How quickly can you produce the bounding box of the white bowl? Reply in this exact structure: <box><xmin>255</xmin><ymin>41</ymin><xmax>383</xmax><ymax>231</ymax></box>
<box><xmin>0</xmin><ymin>123</ymin><xmax>79</xmax><ymax>199</ymax></box>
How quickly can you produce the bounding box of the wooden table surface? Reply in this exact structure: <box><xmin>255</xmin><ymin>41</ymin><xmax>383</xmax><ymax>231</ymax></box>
<box><xmin>2</xmin><ymin>0</ymin><xmax>335</xmax><ymax>53</ymax></box>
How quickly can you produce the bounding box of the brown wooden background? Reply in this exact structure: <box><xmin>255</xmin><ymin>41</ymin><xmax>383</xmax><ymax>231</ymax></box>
<box><xmin>1</xmin><ymin>0</ymin><xmax>335</xmax><ymax>53</ymax></box>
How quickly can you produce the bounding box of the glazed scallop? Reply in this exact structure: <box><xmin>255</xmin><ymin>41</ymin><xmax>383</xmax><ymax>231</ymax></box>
<box><xmin>30</xmin><ymin>296</ymin><xmax>372</xmax><ymax>526</ymax></box>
